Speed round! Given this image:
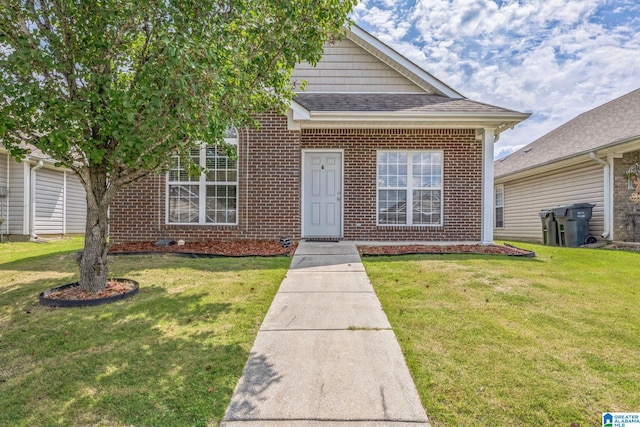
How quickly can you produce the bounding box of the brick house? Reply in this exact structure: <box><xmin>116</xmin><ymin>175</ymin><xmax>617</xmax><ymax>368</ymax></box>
<box><xmin>494</xmin><ymin>88</ymin><xmax>640</xmax><ymax>243</ymax></box>
<box><xmin>110</xmin><ymin>25</ymin><xmax>529</xmax><ymax>244</ymax></box>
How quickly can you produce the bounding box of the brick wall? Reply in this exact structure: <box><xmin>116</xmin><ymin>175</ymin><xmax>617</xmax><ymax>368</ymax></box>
<box><xmin>110</xmin><ymin>115</ymin><xmax>483</xmax><ymax>243</ymax></box>
<box><xmin>613</xmin><ymin>151</ymin><xmax>640</xmax><ymax>242</ymax></box>
<box><xmin>301</xmin><ymin>128</ymin><xmax>482</xmax><ymax>241</ymax></box>
<box><xmin>109</xmin><ymin>112</ymin><xmax>302</xmax><ymax>243</ymax></box>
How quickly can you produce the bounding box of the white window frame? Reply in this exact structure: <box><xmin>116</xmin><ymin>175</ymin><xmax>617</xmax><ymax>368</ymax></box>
<box><xmin>495</xmin><ymin>184</ymin><xmax>504</xmax><ymax>229</ymax></box>
<box><xmin>376</xmin><ymin>150</ymin><xmax>444</xmax><ymax>227</ymax></box>
<box><xmin>166</xmin><ymin>132</ymin><xmax>238</xmax><ymax>225</ymax></box>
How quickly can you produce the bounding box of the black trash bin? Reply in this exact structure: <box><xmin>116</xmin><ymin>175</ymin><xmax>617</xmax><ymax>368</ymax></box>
<box><xmin>538</xmin><ymin>209</ymin><xmax>559</xmax><ymax>246</ymax></box>
<box><xmin>552</xmin><ymin>203</ymin><xmax>596</xmax><ymax>247</ymax></box>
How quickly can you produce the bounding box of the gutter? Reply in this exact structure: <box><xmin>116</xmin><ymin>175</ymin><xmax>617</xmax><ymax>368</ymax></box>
<box><xmin>29</xmin><ymin>160</ymin><xmax>44</xmax><ymax>241</ymax></box>
<box><xmin>589</xmin><ymin>152</ymin><xmax>610</xmax><ymax>239</ymax></box>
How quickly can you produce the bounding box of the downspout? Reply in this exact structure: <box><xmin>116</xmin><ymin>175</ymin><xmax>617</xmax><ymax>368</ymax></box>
<box><xmin>244</xmin><ymin>127</ymin><xmax>250</xmax><ymax>234</ymax></box>
<box><xmin>481</xmin><ymin>128</ymin><xmax>496</xmax><ymax>244</ymax></box>
<box><xmin>589</xmin><ymin>152</ymin><xmax>610</xmax><ymax>239</ymax></box>
<box><xmin>29</xmin><ymin>160</ymin><xmax>44</xmax><ymax>241</ymax></box>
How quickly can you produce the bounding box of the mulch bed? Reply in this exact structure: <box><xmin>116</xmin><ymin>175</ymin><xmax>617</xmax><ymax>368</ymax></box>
<box><xmin>108</xmin><ymin>240</ymin><xmax>298</xmax><ymax>257</ymax></box>
<box><xmin>44</xmin><ymin>280</ymin><xmax>137</xmax><ymax>301</ymax></box>
<box><xmin>358</xmin><ymin>243</ymin><xmax>534</xmax><ymax>257</ymax></box>
<box><xmin>107</xmin><ymin>239</ymin><xmax>533</xmax><ymax>257</ymax></box>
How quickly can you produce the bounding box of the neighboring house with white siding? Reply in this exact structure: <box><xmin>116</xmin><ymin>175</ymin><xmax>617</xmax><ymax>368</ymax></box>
<box><xmin>0</xmin><ymin>144</ymin><xmax>86</xmax><ymax>241</ymax></box>
<box><xmin>494</xmin><ymin>88</ymin><xmax>640</xmax><ymax>243</ymax></box>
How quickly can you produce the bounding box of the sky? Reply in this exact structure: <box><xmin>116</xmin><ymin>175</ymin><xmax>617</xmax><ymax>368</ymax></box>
<box><xmin>352</xmin><ymin>0</ymin><xmax>640</xmax><ymax>159</ymax></box>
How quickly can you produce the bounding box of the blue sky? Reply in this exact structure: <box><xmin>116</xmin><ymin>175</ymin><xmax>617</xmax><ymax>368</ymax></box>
<box><xmin>352</xmin><ymin>0</ymin><xmax>640</xmax><ymax>158</ymax></box>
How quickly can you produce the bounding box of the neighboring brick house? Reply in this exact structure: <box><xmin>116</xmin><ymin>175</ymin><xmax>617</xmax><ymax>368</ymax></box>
<box><xmin>110</xmin><ymin>25</ymin><xmax>529</xmax><ymax>244</ymax></box>
<box><xmin>494</xmin><ymin>88</ymin><xmax>640</xmax><ymax>243</ymax></box>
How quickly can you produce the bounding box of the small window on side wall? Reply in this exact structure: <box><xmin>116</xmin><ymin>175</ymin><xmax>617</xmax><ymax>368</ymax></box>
<box><xmin>495</xmin><ymin>184</ymin><xmax>504</xmax><ymax>228</ymax></box>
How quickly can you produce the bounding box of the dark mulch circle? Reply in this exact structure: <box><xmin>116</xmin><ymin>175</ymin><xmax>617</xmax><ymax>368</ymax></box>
<box><xmin>39</xmin><ymin>279</ymin><xmax>139</xmax><ymax>307</ymax></box>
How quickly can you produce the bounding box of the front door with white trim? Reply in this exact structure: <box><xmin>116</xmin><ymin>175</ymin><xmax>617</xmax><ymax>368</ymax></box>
<box><xmin>303</xmin><ymin>151</ymin><xmax>342</xmax><ymax>238</ymax></box>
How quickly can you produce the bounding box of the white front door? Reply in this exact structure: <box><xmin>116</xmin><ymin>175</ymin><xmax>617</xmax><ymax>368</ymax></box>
<box><xmin>303</xmin><ymin>151</ymin><xmax>342</xmax><ymax>238</ymax></box>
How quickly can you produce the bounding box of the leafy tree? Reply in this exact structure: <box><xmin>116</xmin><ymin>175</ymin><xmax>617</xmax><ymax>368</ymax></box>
<box><xmin>0</xmin><ymin>0</ymin><xmax>355</xmax><ymax>293</ymax></box>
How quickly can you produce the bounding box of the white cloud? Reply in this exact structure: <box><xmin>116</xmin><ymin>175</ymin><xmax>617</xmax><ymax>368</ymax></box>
<box><xmin>495</xmin><ymin>144</ymin><xmax>526</xmax><ymax>160</ymax></box>
<box><xmin>353</xmin><ymin>0</ymin><xmax>640</xmax><ymax>158</ymax></box>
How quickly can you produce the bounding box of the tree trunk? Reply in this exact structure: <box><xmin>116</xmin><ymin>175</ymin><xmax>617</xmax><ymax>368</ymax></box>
<box><xmin>79</xmin><ymin>201</ymin><xmax>110</xmax><ymax>293</ymax></box>
<box><xmin>78</xmin><ymin>165</ymin><xmax>114</xmax><ymax>294</ymax></box>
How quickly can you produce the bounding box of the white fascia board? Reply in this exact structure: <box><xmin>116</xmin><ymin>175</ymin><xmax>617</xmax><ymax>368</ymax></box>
<box><xmin>296</xmin><ymin>111</ymin><xmax>529</xmax><ymax>130</ymax></box>
<box><xmin>290</xmin><ymin>100</ymin><xmax>311</xmax><ymax>121</ymax></box>
<box><xmin>348</xmin><ymin>25</ymin><xmax>463</xmax><ymax>99</ymax></box>
<box><xmin>309</xmin><ymin>110</ymin><xmax>529</xmax><ymax>121</ymax></box>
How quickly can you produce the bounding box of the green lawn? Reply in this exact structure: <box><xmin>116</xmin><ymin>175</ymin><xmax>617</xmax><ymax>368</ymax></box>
<box><xmin>0</xmin><ymin>238</ymin><xmax>289</xmax><ymax>426</ymax></box>
<box><xmin>364</xmin><ymin>243</ymin><xmax>640</xmax><ymax>427</ymax></box>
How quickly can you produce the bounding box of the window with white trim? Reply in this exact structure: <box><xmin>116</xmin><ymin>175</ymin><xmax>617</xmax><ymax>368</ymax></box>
<box><xmin>377</xmin><ymin>151</ymin><xmax>443</xmax><ymax>226</ymax></box>
<box><xmin>495</xmin><ymin>184</ymin><xmax>504</xmax><ymax>228</ymax></box>
<box><xmin>167</xmin><ymin>129</ymin><xmax>238</xmax><ymax>224</ymax></box>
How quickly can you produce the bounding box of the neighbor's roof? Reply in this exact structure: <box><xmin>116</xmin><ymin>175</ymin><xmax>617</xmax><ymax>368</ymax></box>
<box><xmin>0</xmin><ymin>142</ymin><xmax>55</xmax><ymax>163</ymax></box>
<box><xmin>294</xmin><ymin>93</ymin><xmax>522</xmax><ymax>115</ymax></box>
<box><xmin>495</xmin><ymin>88</ymin><xmax>640</xmax><ymax>178</ymax></box>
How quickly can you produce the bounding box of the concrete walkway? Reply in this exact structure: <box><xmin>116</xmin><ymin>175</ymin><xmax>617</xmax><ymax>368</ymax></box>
<box><xmin>220</xmin><ymin>241</ymin><xmax>430</xmax><ymax>427</ymax></box>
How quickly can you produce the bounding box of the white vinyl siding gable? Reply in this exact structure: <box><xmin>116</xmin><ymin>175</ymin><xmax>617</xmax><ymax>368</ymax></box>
<box><xmin>495</xmin><ymin>162</ymin><xmax>604</xmax><ymax>242</ymax></box>
<box><xmin>291</xmin><ymin>38</ymin><xmax>423</xmax><ymax>93</ymax></box>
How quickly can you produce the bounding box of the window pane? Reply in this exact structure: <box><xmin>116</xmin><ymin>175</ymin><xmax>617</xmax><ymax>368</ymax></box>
<box><xmin>205</xmin><ymin>145</ymin><xmax>237</xmax><ymax>183</ymax></box>
<box><xmin>495</xmin><ymin>207</ymin><xmax>504</xmax><ymax>228</ymax></box>
<box><xmin>225</xmin><ymin>126</ymin><xmax>238</xmax><ymax>139</ymax></box>
<box><xmin>413</xmin><ymin>190</ymin><xmax>441</xmax><ymax>225</ymax></box>
<box><xmin>168</xmin><ymin>155</ymin><xmax>181</xmax><ymax>181</ymax></box>
<box><xmin>378</xmin><ymin>151</ymin><xmax>407</xmax><ymax>189</ymax></box>
<box><xmin>495</xmin><ymin>186</ymin><xmax>504</xmax><ymax>206</ymax></box>
<box><xmin>378</xmin><ymin>189</ymin><xmax>407</xmax><ymax>224</ymax></box>
<box><xmin>168</xmin><ymin>185</ymin><xmax>199</xmax><ymax>223</ymax></box>
<box><xmin>205</xmin><ymin>185</ymin><xmax>237</xmax><ymax>224</ymax></box>
<box><xmin>413</xmin><ymin>152</ymin><xmax>442</xmax><ymax>188</ymax></box>
<box><xmin>168</xmin><ymin>152</ymin><xmax>200</xmax><ymax>182</ymax></box>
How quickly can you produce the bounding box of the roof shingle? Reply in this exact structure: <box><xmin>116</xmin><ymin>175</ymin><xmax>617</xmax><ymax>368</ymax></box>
<box><xmin>495</xmin><ymin>88</ymin><xmax>640</xmax><ymax>178</ymax></box>
<box><xmin>294</xmin><ymin>93</ymin><xmax>522</xmax><ymax>115</ymax></box>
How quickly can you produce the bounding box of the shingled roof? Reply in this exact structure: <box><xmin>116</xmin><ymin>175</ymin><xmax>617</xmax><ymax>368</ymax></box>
<box><xmin>294</xmin><ymin>93</ymin><xmax>521</xmax><ymax>115</ymax></box>
<box><xmin>495</xmin><ymin>88</ymin><xmax>640</xmax><ymax>178</ymax></box>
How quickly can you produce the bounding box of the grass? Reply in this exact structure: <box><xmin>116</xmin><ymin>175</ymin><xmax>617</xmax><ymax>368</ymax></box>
<box><xmin>0</xmin><ymin>237</ymin><xmax>290</xmax><ymax>426</ymax></box>
<box><xmin>363</xmin><ymin>242</ymin><xmax>640</xmax><ymax>427</ymax></box>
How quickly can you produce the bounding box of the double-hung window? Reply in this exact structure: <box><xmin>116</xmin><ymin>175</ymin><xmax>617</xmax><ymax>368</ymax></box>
<box><xmin>167</xmin><ymin>129</ymin><xmax>238</xmax><ymax>224</ymax></box>
<box><xmin>495</xmin><ymin>184</ymin><xmax>504</xmax><ymax>228</ymax></box>
<box><xmin>377</xmin><ymin>151</ymin><xmax>443</xmax><ymax>226</ymax></box>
